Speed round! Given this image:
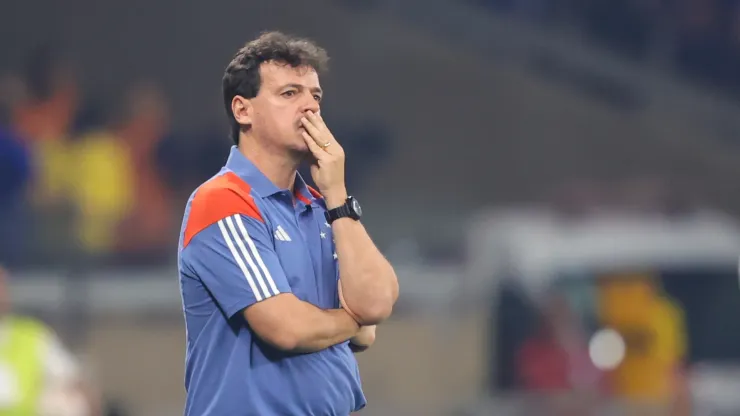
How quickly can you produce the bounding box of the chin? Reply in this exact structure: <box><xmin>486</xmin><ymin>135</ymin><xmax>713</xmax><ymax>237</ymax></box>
<box><xmin>286</xmin><ymin>143</ymin><xmax>310</xmax><ymax>159</ymax></box>
<box><xmin>286</xmin><ymin>138</ymin><xmax>309</xmax><ymax>153</ymax></box>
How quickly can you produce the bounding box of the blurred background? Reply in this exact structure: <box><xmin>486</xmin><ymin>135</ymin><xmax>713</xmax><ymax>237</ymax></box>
<box><xmin>2</xmin><ymin>0</ymin><xmax>740</xmax><ymax>414</ymax></box>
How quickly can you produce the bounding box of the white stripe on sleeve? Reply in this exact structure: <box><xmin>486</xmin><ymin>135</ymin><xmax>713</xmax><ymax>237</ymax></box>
<box><xmin>235</xmin><ymin>215</ymin><xmax>281</xmax><ymax>297</ymax></box>
<box><xmin>224</xmin><ymin>215</ymin><xmax>272</xmax><ymax>299</ymax></box>
<box><xmin>217</xmin><ymin>219</ymin><xmax>263</xmax><ymax>302</ymax></box>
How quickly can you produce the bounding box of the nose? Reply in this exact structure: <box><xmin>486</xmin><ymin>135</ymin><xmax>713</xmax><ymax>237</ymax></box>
<box><xmin>301</xmin><ymin>92</ymin><xmax>320</xmax><ymax>115</ymax></box>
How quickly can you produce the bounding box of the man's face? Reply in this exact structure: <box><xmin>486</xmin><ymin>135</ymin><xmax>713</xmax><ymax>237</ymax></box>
<box><xmin>245</xmin><ymin>61</ymin><xmax>323</xmax><ymax>153</ymax></box>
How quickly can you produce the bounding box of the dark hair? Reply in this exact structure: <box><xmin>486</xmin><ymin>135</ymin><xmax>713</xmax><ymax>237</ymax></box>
<box><xmin>222</xmin><ymin>31</ymin><xmax>329</xmax><ymax>145</ymax></box>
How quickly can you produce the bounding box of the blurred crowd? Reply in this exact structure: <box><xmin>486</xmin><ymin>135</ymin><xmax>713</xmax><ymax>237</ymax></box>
<box><xmin>475</xmin><ymin>0</ymin><xmax>740</xmax><ymax>94</ymax></box>
<box><xmin>0</xmin><ymin>47</ymin><xmax>228</xmax><ymax>270</ymax></box>
<box><xmin>493</xmin><ymin>279</ymin><xmax>694</xmax><ymax>415</ymax></box>
<box><xmin>0</xmin><ymin>47</ymin><xmax>391</xmax><ymax>270</ymax></box>
<box><xmin>476</xmin><ymin>206</ymin><xmax>740</xmax><ymax>415</ymax></box>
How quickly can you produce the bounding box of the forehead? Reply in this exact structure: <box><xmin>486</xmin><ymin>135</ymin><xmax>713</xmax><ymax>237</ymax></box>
<box><xmin>259</xmin><ymin>61</ymin><xmax>320</xmax><ymax>89</ymax></box>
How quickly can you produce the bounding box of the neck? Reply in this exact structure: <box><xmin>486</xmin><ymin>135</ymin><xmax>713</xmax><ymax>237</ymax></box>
<box><xmin>238</xmin><ymin>134</ymin><xmax>300</xmax><ymax>191</ymax></box>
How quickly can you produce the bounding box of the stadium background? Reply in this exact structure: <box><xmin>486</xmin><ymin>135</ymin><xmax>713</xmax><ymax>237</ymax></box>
<box><xmin>3</xmin><ymin>0</ymin><xmax>740</xmax><ymax>414</ymax></box>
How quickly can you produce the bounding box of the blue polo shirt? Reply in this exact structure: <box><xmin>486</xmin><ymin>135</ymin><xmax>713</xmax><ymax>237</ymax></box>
<box><xmin>177</xmin><ymin>146</ymin><xmax>366</xmax><ymax>416</ymax></box>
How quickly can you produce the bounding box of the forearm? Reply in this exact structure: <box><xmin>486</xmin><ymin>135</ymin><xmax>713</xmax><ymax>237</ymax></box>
<box><xmin>247</xmin><ymin>293</ymin><xmax>361</xmax><ymax>353</ymax></box>
<box><xmin>329</xmin><ymin>212</ymin><xmax>399</xmax><ymax>325</ymax></box>
<box><xmin>301</xmin><ymin>113</ymin><xmax>398</xmax><ymax>325</ymax></box>
<box><xmin>291</xmin><ymin>305</ymin><xmax>361</xmax><ymax>353</ymax></box>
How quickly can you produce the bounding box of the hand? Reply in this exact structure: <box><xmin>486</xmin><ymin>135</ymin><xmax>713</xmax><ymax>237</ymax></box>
<box><xmin>300</xmin><ymin>111</ymin><xmax>347</xmax><ymax>207</ymax></box>
<box><xmin>350</xmin><ymin>325</ymin><xmax>376</xmax><ymax>352</ymax></box>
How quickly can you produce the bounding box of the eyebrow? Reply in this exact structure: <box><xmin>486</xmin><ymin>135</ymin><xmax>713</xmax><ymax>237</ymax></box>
<box><xmin>281</xmin><ymin>83</ymin><xmax>323</xmax><ymax>95</ymax></box>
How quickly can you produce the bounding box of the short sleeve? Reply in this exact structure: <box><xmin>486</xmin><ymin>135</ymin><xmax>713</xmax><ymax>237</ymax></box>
<box><xmin>182</xmin><ymin>213</ymin><xmax>292</xmax><ymax>318</ymax></box>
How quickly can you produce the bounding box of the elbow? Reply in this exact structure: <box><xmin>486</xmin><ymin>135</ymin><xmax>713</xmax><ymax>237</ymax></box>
<box><xmin>352</xmin><ymin>300</ymin><xmax>394</xmax><ymax>326</ymax></box>
<box><xmin>342</xmin><ymin>267</ymin><xmax>399</xmax><ymax>325</ymax></box>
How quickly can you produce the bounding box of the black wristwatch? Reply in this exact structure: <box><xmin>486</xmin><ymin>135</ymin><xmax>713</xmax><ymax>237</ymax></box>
<box><xmin>325</xmin><ymin>196</ymin><xmax>362</xmax><ymax>224</ymax></box>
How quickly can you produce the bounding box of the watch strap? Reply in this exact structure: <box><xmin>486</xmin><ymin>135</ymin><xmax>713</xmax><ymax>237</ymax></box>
<box><xmin>325</xmin><ymin>200</ymin><xmax>352</xmax><ymax>224</ymax></box>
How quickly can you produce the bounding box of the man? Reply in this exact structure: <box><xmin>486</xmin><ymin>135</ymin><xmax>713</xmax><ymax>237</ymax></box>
<box><xmin>177</xmin><ymin>31</ymin><xmax>399</xmax><ymax>415</ymax></box>
<box><xmin>0</xmin><ymin>266</ymin><xmax>100</xmax><ymax>416</ymax></box>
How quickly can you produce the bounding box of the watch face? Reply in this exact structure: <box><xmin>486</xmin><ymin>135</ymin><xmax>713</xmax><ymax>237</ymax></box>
<box><xmin>351</xmin><ymin>198</ymin><xmax>362</xmax><ymax>216</ymax></box>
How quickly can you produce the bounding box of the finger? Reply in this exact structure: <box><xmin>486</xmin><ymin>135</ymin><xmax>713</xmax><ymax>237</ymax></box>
<box><xmin>301</xmin><ymin>116</ymin><xmax>330</xmax><ymax>149</ymax></box>
<box><xmin>305</xmin><ymin>110</ymin><xmax>326</xmax><ymax>131</ymax></box>
<box><xmin>314</xmin><ymin>111</ymin><xmax>327</xmax><ymax>126</ymax></box>
<box><xmin>302</xmin><ymin>113</ymin><xmax>327</xmax><ymax>136</ymax></box>
<box><xmin>305</xmin><ymin>111</ymin><xmax>339</xmax><ymax>148</ymax></box>
<box><xmin>306</xmin><ymin>111</ymin><xmax>332</xmax><ymax>139</ymax></box>
<box><xmin>302</xmin><ymin>131</ymin><xmax>328</xmax><ymax>159</ymax></box>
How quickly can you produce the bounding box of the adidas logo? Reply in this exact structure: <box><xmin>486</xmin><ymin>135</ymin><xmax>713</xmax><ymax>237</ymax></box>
<box><xmin>274</xmin><ymin>225</ymin><xmax>292</xmax><ymax>242</ymax></box>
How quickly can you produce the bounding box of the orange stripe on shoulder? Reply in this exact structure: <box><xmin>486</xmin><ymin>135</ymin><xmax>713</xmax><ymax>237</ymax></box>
<box><xmin>307</xmin><ymin>186</ymin><xmax>323</xmax><ymax>200</ymax></box>
<box><xmin>183</xmin><ymin>172</ymin><xmax>263</xmax><ymax>249</ymax></box>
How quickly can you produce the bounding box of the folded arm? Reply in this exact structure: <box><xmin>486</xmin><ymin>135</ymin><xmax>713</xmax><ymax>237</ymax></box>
<box><xmin>337</xmin><ymin>280</ymin><xmax>376</xmax><ymax>352</ymax></box>
<box><xmin>183</xmin><ymin>210</ymin><xmax>359</xmax><ymax>353</ymax></box>
<box><xmin>244</xmin><ymin>293</ymin><xmax>359</xmax><ymax>352</ymax></box>
<box><xmin>327</xmin><ymin>194</ymin><xmax>399</xmax><ymax>325</ymax></box>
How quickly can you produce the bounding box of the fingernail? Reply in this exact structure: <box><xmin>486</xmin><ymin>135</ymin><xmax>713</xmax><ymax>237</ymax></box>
<box><xmin>301</xmin><ymin>117</ymin><xmax>307</xmax><ymax>122</ymax></box>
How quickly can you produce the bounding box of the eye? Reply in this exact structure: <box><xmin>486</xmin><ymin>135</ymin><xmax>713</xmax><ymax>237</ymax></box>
<box><xmin>313</xmin><ymin>95</ymin><xmax>322</xmax><ymax>102</ymax></box>
<box><xmin>282</xmin><ymin>90</ymin><xmax>296</xmax><ymax>97</ymax></box>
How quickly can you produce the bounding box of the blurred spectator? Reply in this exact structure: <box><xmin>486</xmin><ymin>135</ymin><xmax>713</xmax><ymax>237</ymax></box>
<box><xmin>597</xmin><ymin>274</ymin><xmax>687</xmax><ymax>405</ymax></box>
<box><xmin>516</xmin><ymin>292</ymin><xmax>606</xmax><ymax>414</ymax></box>
<box><xmin>12</xmin><ymin>46</ymin><xmax>80</xmax><ymax>208</ymax></box>
<box><xmin>516</xmin><ymin>292</ymin><xmax>606</xmax><ymax>395</ymax></box>
<box><xmin>111</xmin><ymin>81</ymin><xmax>175</xmax><ymax>264</ymax></box>
<box><xmin>0</xmin><ymin>266</ymin><xmax>101</xmax><ymax>416</ymax></box>
<box><xmin>12</xmin><ymin>45</ymin><xmax>79</xmax><ymax>144</ymax></box>
<box><xmin>65</xmin><ymin>81</ymin><xmax>175</xmax><ymax>265</ymax></box>
<box><xmin>65</xmin><ymin>100</ymin><xmax>134</xmax><ymax>261</ymax></box>
<box><xmin>0</xmin><ymin>74</ymin><xmax>33</xmax><ymax>266</ymax></box>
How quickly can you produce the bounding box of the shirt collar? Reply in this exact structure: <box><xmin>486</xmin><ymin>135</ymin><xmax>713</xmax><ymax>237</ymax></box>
<box><xmin>225</xmin><ymin>145</ymin><xmax>320</xmax><ymax>207</ymax></box>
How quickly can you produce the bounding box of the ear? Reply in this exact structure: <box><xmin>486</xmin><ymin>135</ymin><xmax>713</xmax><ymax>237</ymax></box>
<box><xmin>231</xmin><ymin>95</ymin><xmax>252</xmax><ymax>128</ymax></box>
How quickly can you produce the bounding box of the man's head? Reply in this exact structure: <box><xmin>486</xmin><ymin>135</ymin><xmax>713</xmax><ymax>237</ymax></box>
<box><xmin>222</xmin><ymin>31</ymin><xmax>329</xmax><ymax>153</ymax></box>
